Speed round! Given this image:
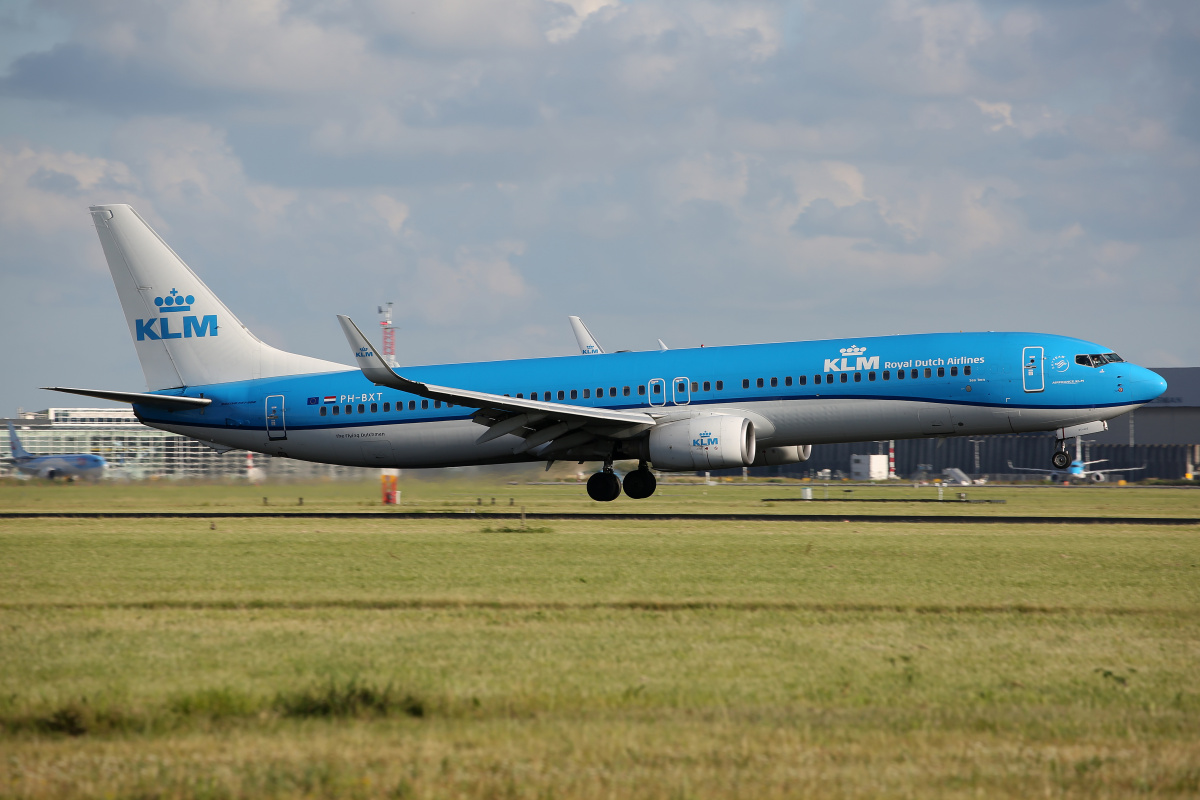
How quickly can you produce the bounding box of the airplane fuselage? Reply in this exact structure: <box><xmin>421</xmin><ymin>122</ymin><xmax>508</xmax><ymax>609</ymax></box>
<box><xmin>133</xmin><ymin>331</ymin><xmax>1164</xmax><ymax>470</ymax></box>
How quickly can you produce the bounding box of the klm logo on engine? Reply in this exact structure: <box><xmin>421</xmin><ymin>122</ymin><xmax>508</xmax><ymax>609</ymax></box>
<box><xmin>693</xmin><ymin>430</ymin><xmax>718</xmax><ymax>448</ymax></box>
<box><xmin>824</xmin><ymin>345</ymin><xmax>878</xmax><ymax>373</ymax></box>
<box><xmin>136</xmin><ymin>288</ymin><xmax>218</xmax><ymax>341</ymax></box>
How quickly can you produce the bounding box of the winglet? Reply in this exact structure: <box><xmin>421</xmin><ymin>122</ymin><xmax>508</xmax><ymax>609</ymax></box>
<box><xmin>336</xmin><ymin>315</ymin><xmax>422</xmax><ymax>393</ymax></box>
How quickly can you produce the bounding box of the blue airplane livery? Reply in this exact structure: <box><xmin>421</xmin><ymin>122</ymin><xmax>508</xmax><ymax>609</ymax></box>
<box><xmin>45</xmin><ymin>204</ymin><xmax>1167</xmax><ymax>501</ymax></box>
<box><xmin>6</xmin><ymin>423</ymin><xmax>106</xmax><ymax>480</ymax></box>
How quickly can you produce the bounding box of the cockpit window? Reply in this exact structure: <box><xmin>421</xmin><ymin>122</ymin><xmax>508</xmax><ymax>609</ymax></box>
<box><xmin>1076</xmin><ymin>353</ymin><xmax>1125</xmax><ymax>368</ymax></box>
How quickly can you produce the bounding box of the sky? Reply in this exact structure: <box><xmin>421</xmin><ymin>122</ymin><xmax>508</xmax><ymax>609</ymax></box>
<box><xmin>1</xmin><ymin>0</ymin><xmax>1197</xmax><ymax>414</ymax></box>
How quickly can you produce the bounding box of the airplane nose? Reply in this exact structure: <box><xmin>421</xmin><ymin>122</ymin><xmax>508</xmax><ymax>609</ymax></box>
<box><xmin>1128</xmin><ymin>367</ymin><xmax>1167</xmax><ymax>404</ymax></box>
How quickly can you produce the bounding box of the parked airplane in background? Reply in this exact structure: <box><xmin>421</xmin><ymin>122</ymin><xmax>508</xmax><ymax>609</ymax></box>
<box><xmin>5</xmin><ymin>423</ymin><xmax>106</xmax><ymax>480</ymax></box>
<box><xmin>1008</xmin><ymin>436</ymin><xmax>1145</xmax><ymax>483</ymax></box>
<box><xmin>45</xmin><ymin>205</ymin><xmax>1167</xmax><ymax>501</ymax></box>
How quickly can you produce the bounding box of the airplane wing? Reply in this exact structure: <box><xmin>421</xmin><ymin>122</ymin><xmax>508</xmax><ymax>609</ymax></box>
<box><xmin>42</xmin><ymin>387</ymin><xmax>212</xmax><ymax>410</ymax></box>
<box><xmin>338</xmin><ymin>316</ymin><xmax>656</xmax><ymax>456</ymax></box>
<box><xmin>569</xmin><ymin>316</ymin><xmax>604</xmax><ymax>355</ymax></box>
<box><xmin>1087</xmin><ymin>465</ymin><xmax>1146</xmax><ymax>474</ymax></box>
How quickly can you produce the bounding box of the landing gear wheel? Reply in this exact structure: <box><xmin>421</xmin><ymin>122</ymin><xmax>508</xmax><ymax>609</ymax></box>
<box><xmin>1051</xmin><ymin>450</ymin><xmax>1070</xmax><ymax>469</ymax></box>
<box><xmin>622</xmin><ymin>468</ymin><xmax>658</xmax><ymax>500</ymax></box>
<box><xmin>587</xmin><ymin>471</ymin><xmax>622</xmax><ymax>502</ymax></box>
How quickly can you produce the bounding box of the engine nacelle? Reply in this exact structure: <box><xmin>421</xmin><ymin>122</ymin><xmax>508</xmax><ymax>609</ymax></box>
<box><xmin>751</xmin><ymin>444</ymin><xmax>812</xmax><ymax>467</ymax></box>
<box><xmin>648</xmin><ymin>415</ymin><xmax>755</xmax><ymax>471</ymax></box>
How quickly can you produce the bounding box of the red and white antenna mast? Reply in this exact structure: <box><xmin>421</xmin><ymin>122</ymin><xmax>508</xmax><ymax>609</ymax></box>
<box><xmin>378</xmin><ymin>302</ymin><xmax>397</xmax><ymax>368</ymax></box>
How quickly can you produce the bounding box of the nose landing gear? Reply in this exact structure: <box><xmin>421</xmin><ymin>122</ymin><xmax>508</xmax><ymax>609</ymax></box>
<box><xmin>1051</xmin><ymin>443</ymin><xmax>1071</xmax><ymax>469</ymax></box>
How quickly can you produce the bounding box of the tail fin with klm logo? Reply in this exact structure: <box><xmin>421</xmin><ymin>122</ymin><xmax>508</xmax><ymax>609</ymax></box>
<box><xmin>88</xmin><ymin>205</ymin><xmax>345</xmax><ymax>391</ymax></box>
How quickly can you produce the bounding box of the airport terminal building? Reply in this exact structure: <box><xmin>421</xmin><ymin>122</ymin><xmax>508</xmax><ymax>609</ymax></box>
<box><xmin>1</xmin><ymin>407</ymin><xmax>370</xmax><ymax>481</ymax></box>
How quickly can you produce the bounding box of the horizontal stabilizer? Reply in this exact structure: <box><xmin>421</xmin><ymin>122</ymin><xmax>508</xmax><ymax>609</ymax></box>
<box><xmin>41</xmin><ymin>387</ymin><xmax>212</xmax><ymax>410</ymax></box>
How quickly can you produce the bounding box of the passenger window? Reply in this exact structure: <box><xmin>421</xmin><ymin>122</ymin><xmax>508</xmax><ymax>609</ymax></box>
<box><xmin>383</xmin><ymin>402</ymin><xmax>390</xmax><ymax>412</ymax></box>
<box><xmin>408</xmin><ymin>400</ymin><xmax>416</xmax><ymax>410</ymax></box>
<box><xmin>924</xmin><ymin>368</ymin><xmax>932</xmax><ymax>378</ymax></box>
<box><xmin>964</xmin><ymin>366</ymin><xmax>972</xmax><ymax>376</ymax></box>
<box><xmin>434</xmin><ymin>401</ymin><xmax>441</xmax><ymax>409</ymax></box>
<box><xmin>703</xmin><ymin>381</ymin><xmax>711</xmax><ymax>391</ymax></box>
<box><xmin>357</xmin><ymin>404</ymin><xmax>364</xmax><ymax>413</ymax></box>
<box><xmin>768</xmin><ymin>377</ymin><xmax>776</xmax><ymax>388</ymax></box>
<box><xmin>950</xmin><ymin>366</ymin><xmax>957</xmax><ymax>377</ymax></box>
<box><xmin>421</xmin><ymin>400</ymin><xmax>429</xmax><ymax>409</ymax></box>
<box><xmin>784</xmin><ymin>376</ymin><xmax>792</xmax><ymax>386</ymax></box>
<box><xmin>716</xmin><ymin>381</ymin><xmax>723</xmax><ymax>390</ymax></box>
<box><xmin>624</xmin><ymin>386</ymin><xmax>631</xmax><ymax>397</ymax></box>
<box><xmin>320</xmin><ymin>406</ymin><xmax>327</xmax><ymax>416</ymax></box>
<box><xmin>883</xmin><ymin>371</ymin><xmax>890</xmax><ymax>380</ymax></box>
<box><xmin>743</xmin><ymin>379</ymin><xmax>750</xmax><ymax>389</ymax></box>
<box><xmin>911</xmin><ymin>369</ymin><xmax>918</xmax><ymax>379</ymax></box>
<box><xmin>346</xmin><ymin>405</ymin><xmax>353</xmax><ymax>415</ymax></box>
<box><xmin>854</xmin><ymin>372</ymin><xmax>862</xmax><ymax>382</ymax></box>
<box><xmin>610</xmin><ymin>387</ymin><xmax>617</xmax><ymax>396</ymax></box>
<box><xmin>677</xmin><ymin>381</ymin><xmax>685</xmax><ymax>392</ymax></box>
<box><xmin>570</xmin><ymin>390</ymin><xmax>577</xmax><ymax>400</ymax></box>
<box><xmin>638</xmin><ymin>385</ymin><xmax>645</xmax><ymax>395</ymax></box>
<box><xmin>583</xmin><ymin>389</ymin><xmax>590</xmax><ymax>399</ymax></box>
<box><xmin>868</xmin><ymin>372</ymin><xmax>876</xmax><ymax>381</ymax></box>
<box><xmin>840</xmin><ymin>373</ymin><xmax>848</xmax><ymax>383</ymax></box>
<box><xmin>799</xmin><ymin>375</ymin><xmax>807</xmax><ymax>386</ymax></box>
<box><xmin>371</xmin><ymin>403</ymin><xmax>378</xmax><ymax>413</ymax></box>
<box><xmin>652</xmin><ymin>384</ymin><xmax>661</xmax><ymax>394</ymax></box>
<box><xmin>897</xmin><ymin>370</ymin><xmax>904</xmax><ymax>380</ymax></box>
<box><xmin>595</xmin><ymin>388</ymin><xmax>602</xmax><ymax>397</ymax></box>
<box><xmin>517</xmin><ymin>393</ymin><xmax>523</xmax><ymax>398</ymax></box>
<box><xmin>757</xmin><ymin>378</ymin><xmax>764</xmax><ymax>388</ymax></box>
<box><xmin>937</xmin><ymin>367</ymin><xmax>945</xmax><ymax>378</ymax></box>
<box><xmin>558</xmin><ymin>390</ymin><xmax>565</xmax><ymax>400</ymax></box>
<box><xmin>691</xmin><ymin>381</ymin><xmax>698</xmax><ymax>392</ymax></box>
<box><xmin>332</xmin><ymin>405</ymin><xmax>340</xmax><ymax>415</ymax></box>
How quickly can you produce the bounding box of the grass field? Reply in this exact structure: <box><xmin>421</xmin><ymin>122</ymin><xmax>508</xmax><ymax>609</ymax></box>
<box><xmin>1</xmin><ymin>474</ymin><xmax>1198</xmax><ymax>517</ymax></box>
<box><xmin>1</xmin><ymin>480</ymin><xmax>1198</xmax><ymax>798</ymax></box>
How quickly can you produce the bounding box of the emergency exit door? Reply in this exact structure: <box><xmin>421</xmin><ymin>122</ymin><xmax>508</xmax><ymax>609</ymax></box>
<box><xmin>1021</xmin><ymin>347</ymin><xmax>1044</xmax><ymax>393</ymax></box>
<box><xmin>266</xmin><ymin>395</ymin><xmax>287</xmax><ymax>439</ymax></box>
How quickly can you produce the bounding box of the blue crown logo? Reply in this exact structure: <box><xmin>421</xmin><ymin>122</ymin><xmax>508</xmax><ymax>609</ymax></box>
<box><xmin>154</xmin><ymin>288</ymin><xmax>194</xmax><ymax>313</ymax></box>
<box><xmin>698</xmin><ymin>431</ymin><xmax>712</xmax><ymax>438</ymax></box>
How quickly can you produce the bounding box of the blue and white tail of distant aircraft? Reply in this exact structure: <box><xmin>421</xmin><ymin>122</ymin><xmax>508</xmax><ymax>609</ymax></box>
<box><xmin>6</xmin><ymin>423</ymin><xmax>106</xmax><ymax>480</ymax></box>
<box><xmin>44</xmin><ymin>204</ymin><xmax>1167</xmax><ymax>501</ymax></box>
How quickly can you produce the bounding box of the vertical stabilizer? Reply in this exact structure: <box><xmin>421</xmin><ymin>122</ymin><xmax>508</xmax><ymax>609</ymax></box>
<box><xmin>7</xmin><ymin>423</ymin><xmax>32</xmax><ymax>461</ymax></box>
<box><xmin>89</xmin><ymin>205</ymin><xmax>345</xmax><ymax>390</ymax></box>
<box><xmin>568</xmin><ymin>316</ymin><xmax>604</xmax><ymax>355</ymax></box>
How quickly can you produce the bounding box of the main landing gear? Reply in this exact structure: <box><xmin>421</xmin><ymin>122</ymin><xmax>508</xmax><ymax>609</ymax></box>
<box><xmin>586</xmin><ymin>462</ymin><xmax>658</xmax><ymax>502</ymax></box>
<box><xmin>586</xmin><ymin>467</ymin><xmax>622</xmax><ymax>502</ymax></box>
<box><xmin>622</xmin><ymin>463</ymin><xmax>657</xmax><ymax>499</ymax></box>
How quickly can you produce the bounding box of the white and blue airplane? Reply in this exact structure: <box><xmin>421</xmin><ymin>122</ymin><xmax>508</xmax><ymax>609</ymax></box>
<box><xmin>6</xmin><ymin>423</ymin><xmax>107</xmax><ymax>480</ymax></box>
<box><xmin>1008</xmin><ymin>436</ymin><xmax>1145</xmax><ymax>483</ymax></box>
<box><xmin>45</xmin><ymin>204</ymin><xmax>1166</xmax><ymax>501</ymax></box>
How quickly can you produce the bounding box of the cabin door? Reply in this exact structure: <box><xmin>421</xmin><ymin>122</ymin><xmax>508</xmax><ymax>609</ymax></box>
<box><xmin>265</xmin><ymin>395</ymin><xmax>287</xmax><ymax>440</ymax></box>
<box><xmin>648</xmin><ymin>378</ymin><xmax>667</xmax><ymax>407</ymax></box>
<box><xmin>672</xmin><ymin>377</ymin><xmax>691</xmax><ymax>405</ymax></box>
<box><xmin>1021</xmin><ymin>347</ymin><xmax>1044</xmax><ymax>393</ymax></box>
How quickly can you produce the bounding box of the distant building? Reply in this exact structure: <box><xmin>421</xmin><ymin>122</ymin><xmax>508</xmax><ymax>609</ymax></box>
<box><xmin>1</xmin><ymin>408</ymin><xmax>373</xmax><ymax>481</ymax></box>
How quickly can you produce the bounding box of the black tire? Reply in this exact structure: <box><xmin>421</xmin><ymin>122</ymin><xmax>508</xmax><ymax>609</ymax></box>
<box><xmin>1052</xmin><ymin>450</ymin><xmax>1070</xmax><ymax>469</ymax></box>
<box><xmin>587</xmin><ymin>472</ymin><xmax>622</xmax><ymax>502</ymax></box>
<box><xmin>623</xmin><ymin>469</ymin><xmax>657</xmax><ymax>499</ymax></box>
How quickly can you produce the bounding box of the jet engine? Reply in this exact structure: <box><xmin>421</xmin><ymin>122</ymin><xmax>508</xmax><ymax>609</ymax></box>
<box><xmin>751</xmin><ymin>445</ymin><xmax>812</xmax><ymax>467</ymax></box>
<box><xmin>648</xmin><ymin>415</ymin><xmax>755</xmax><ymax>471</ymax></box>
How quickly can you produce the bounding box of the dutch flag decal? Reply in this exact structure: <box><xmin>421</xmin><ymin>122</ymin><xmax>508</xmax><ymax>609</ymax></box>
<box><xmin>323</xmin><ymin>396</ymin><xmax>337</xmax><ymax>403</ymax></box>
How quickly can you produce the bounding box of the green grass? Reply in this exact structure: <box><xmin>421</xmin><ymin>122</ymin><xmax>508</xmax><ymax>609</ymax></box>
<box><xmin>1</xmin><ymin>474</ymin><xmax>1197</xmax><ymax>517</ymax></box>
<box><xmin>1</xmin><ymin>492</ymin><xmax>1198</xmax><ymax>797</ymax></box>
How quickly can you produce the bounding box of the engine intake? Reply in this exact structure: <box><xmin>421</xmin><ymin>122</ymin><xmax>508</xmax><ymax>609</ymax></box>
<box><xmin>648</xmin><ymin>415</ymin><xmax>755</xmax><ymax>471</ymax></box>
